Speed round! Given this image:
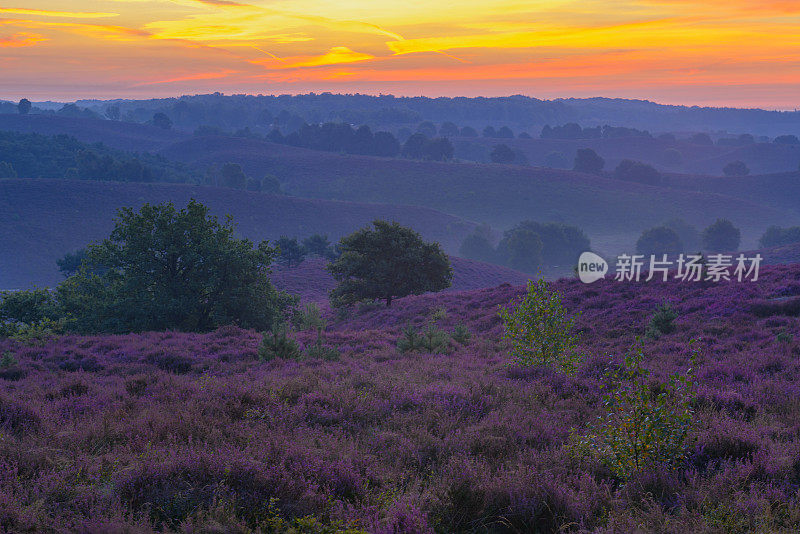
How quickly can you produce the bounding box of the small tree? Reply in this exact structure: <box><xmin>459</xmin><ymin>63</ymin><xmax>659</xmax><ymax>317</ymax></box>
<box><xmin>302</xmin><ymin>234</ymin><xmax>335</xmax><ymax>259</ymax></box>
<box><xmin>499</xmin><ymin>278</ymin><xmax>582</xmax><ymax>374</ymax></box>
<box><xmin>275</xmin><ymin>236</ymin><xmax>305</xmax><ymax>267</ymax></box>
<box><xmin>614</xmin><ymin>159</ymin><xmax>662</xmax><ymax>185</ymax></box>
<box><xmin>490</xmin><ymin>144</ymin><xmax>516</xmax><ymax>164</ymax></box>
<box><xmin>220</xmin><ymin>162</ymin><xmax>247</xmax><ymax>189</ymax></box>
<box><xmin>723</xmin><ymin>160</ymin><xmax>749</xmax><ymax>176</ymax></box>
<box><xmin>327</xmin><ymin>220</ymin><xmax>452</xmax><ymax>307</ymax></box>
<box><xmin>636</xmin><ymin>226</ymin><xmax>683</xmax><ymax>256</ymax></box>
<box><xmin>702</xmin><ymin>218</ymin><xmax>741</xmax><ymax>252</ymax></box>
<box><xmin>573</xmin><ymin>148</ymin><xmax>605</xmax><ymax>174</ymax></box>
<box><xmin>152</xmin><ymin>112</ymin><xmax>172</xmax><ymax>130</ymax></box>
<box><xmin>573</xmin><ymin>340</ymin><xmax>697</xmax><ymax>479</ymax></box>
<box><xmin>17</xmin><ymin>98</ymin><xmax>31</xmax><ymax>115</ymax></box>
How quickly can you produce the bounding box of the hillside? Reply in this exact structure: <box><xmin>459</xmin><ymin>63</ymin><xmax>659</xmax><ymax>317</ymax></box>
<box><xmin>4</xmin><ymin>264</ymin><xmax>800</xmax><ymax>531</ymax></box>
<box><xmin>0</xmin><ymin>179</ymin><xmax>476</xmax><ymax>289</ymax></box>
<box><xmin>0</xmin><ymin>113</ymin><xmax>188</xmax><ymax>153</ymax></box>
<box><xmin>458</xmin><ymin>135</ymin><xmax>800</xmax><ymax>176</ymax></box>
<box><xmin>159</xmin><ymin>136</ymin><xmax>796</xmax><ymax>247</ymax></box>
<box><xmin>270</xmin><ymin>256</ymin><xmax>531</xmax><ymax>302</ymax></box>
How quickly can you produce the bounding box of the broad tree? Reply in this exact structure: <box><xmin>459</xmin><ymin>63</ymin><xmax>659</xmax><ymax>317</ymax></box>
<box><xmin>327</xmin><ymin>221</ymin><xmax>452</xmax><ymax>307</ymax></box>
<box><xmin>573</xmin><ymin>148</ymin><xmax>605</xmax><ymax>174</ymax></box>
<box><xmin>701</xmin><ymin>218</ymin><xmax>741</xmax><ymax>252</ymax></box>
<box><xmin>17</xmin><ymin>98</ymin><xmax>31</xmax><ymax>115</ymax></box>
<box><xmin>58</xmin><ymin>200</ymin><xmax>293</xmax><ymax>333</ymax></box>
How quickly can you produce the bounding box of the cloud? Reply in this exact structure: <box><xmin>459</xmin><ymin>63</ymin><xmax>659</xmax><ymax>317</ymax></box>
<box><xmin>252</xmin><ymin>46</ymin><xmax>374</xmax><ymax>68</ymax></box>
<box><xmin>0</xmin><ymin>32</ymin><xmax>48</xmax><ymax>47</ymax></box>
<box><xmin>0</xmin><ymin>8</ymin><xmax>119</xmax><ymax>19</ymax></box>
<box><xmin>133</xmin><ymin>69</ymin><xmax>238</xmax><ymax>85</ymax></box>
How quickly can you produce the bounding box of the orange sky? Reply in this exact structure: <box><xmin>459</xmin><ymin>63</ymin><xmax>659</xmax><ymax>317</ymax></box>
<box><xmin>2</xmin><ymin>0</ymin><xmax>800</xmax><ymax>108</ymax></box>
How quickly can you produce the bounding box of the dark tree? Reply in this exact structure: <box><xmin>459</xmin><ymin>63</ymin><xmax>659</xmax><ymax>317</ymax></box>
<box><xmin>373</xmin><ymin>131</ymin><xmax>400</xmax><ymax>157</ymax></box>
<box><xmin>614</xmin><ymin>159</ymin><xmax>662</xmax><ymax>185</ymax></box>
<box><xmin>261</xmin><ymin>173</ymin><xmax>283</xmax><ymax>194</ymax></box>
<box><xmin>57</xmin><ymin>249</ymin><xmax>88</xmax><ymax>277</ymax></box>
<box><xmin>422</xmin><ymin>137</ymin><xmax>454</xmax><ymax>161</ymax></box>
<box><xmin>723</xmin><ymin>160</ymin><xmax>749</xmax><ymax>176</ymax></box>
<box><xmin>104</xmin><ymin>106</ymin><xmax>120</xmax><ymax>121</ymax></box>
<box><xmin>701</xmin><ymin>219</ymin><xmax>741</xmax><ymax>252</ymax></box>
<box><xmin>439</xmin><ymin>121</ymin><xmax>459</xmax><ymax>137</ymax></box>
<box><xmin>401</xmin><ymin>133</ymin><xmax>428</xmax><ymax>159</ymax></box>
<box><xmin>490</xmin><ymin>144</ymin><xmax>516</xmax><ymax>164</ymax></box>
<box><xmin>327</xmin><ymin>220</ymin><xmax>452</xmax><ymax>307</ymax></box>
<box><xmin>417</xmin><ymin>121</ymin><xmax>437</xmax><ymax>137</ymax></box>
<box><xmin>275</xmin><ymin>236</ymin><xmax>305</xmax><ymax>267</ymax></box>
<box><xmin>152</xmin><ymin>112</ymin><xmax>173</xmax><ymax>130</ymax></box>
<box><xmin>220</xmin><ymin>162</ymin><xmax>247</xmax><ymax>189</ymax></box>
<box><xmin>302</xmin><ymin>234</ymin><xmax>336</xmax><ymax>259</ymax></box>
<box><xmin>17</xmin><ymin>98</ymin><xmax>31</xmax><ymax>115</ymax></box>
<box><xmin>774</xmin><ymin>135</ymin><xmax>800</xmax><ymax>145</ymax></box>
<box><xmin>459</xmin><ymin>225</ymin><xmax>497</xmax><ymax>263</ymax></box>
<box><xmin>636</xmin><ymin>226</ymin><xmax>683</xmax><ymax>257</ymax></box>
<box><xmin>56</xmin><ymin>200</ymin><xmax>292</xmax><ymax>333</ymax></box>
<box><xmin>500</xmin><ymin>229</ymin><xmax>542</xmax><ymax>273</ymax></box>
<box><xmin>573</xmin><ymin>148</ymin><xmax>605</xmax><ymax>174</ymax></box>
<box><xmin>497</xmin><ymin>126</ymin><xmax>514</xmax><ymax>138</ymax></box>
<box><xmin>0</xmin><ymin>161</ymin><xmax>16</xmax><ymax>178</ymax></box>
<box><xmin>759</xmin><ymin>226</ymin><xmax>800</xmax><ymax>248</ymax></box>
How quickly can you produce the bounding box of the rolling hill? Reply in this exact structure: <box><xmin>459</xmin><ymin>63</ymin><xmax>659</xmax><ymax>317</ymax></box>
<box><xmin>0</xmin><ymin>179</ymin><xmax>476</xmax><ymax>289</ymax></box>
<box><xmin>0</xmin><ymin>113</ymin><xmax>188</xmax><ymax>153</ymax></box>
<box><xmin>270</xmin><ymin>256</ymin><xmax>531</xmax><ymax>302</ymax></box>
<box><xmin>159</xmin><ymin>136</ymin><xmax>796</xmax><ymax>249</ymax></box>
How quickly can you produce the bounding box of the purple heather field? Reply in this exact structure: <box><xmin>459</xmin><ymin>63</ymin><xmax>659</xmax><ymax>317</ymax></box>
<box><xmin>2</xmin><ymin>264</ymin><xmax>800</xmax><ymax>532</ymax></box>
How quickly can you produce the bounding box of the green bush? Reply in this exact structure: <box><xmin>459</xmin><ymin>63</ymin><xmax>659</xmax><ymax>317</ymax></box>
<box><xmin>292</xmin><ymin>303</ymin><xmax>326</xmax><ymax>331</ymax></box>
<box><xmin>0</xmin><ymin>351</ymin><xmax>17</xmax><ymax>368</ymax></box>
<box><xmin>304</xmin><ymin>326</ymin><xmax>340</xmax><ymax>361</ymax></box>
<box><xmin>572</xmin><ymin>340</ymin><xmax>698</xmax><ymax>479</ymax></box>
<box><xmin>451</xmin><ymin>323</ymin><xmax>472</xmax><ymax>345</ymax></box>
<box><xmin>776</xmin><ymin>330</ymin><xmax>794</xmax><ymax>344</ymax></box>
<box><xmin>258</xmin><ymin>327</ymin><xmax>301</xmax><ymax>361</ymax></box>
<box><xmin>499</xmin><ymin>278</ymin><xmax>582</xmax><ymax>374</ymax></box>
<box><xmin>645</xmin><ymin>301</ymin><xmax>678</xmax><ymax>339</ymax></box>
<box><xmin>397</xmin><ymin>323</ymin><xmax>450</xmax><ymax>354</ymax></box>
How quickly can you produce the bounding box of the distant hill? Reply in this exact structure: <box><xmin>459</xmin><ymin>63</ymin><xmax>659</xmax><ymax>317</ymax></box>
<box><xmin>270</xmin><ymin>256</ymin><xmax>531</xmax><ymax>302</ymax></box>
<box><xmin>458</xmin><ymin>136</ymin><xmax>800</xmax><ymax>176</ymax></box>
<box><xmin>159</xmin><ymin>136</ymin><xmax>795</xmax><ymax>249</ymax></box>
<box><xmin>0</xmin><ymin>179</ymin><xmax>476</xmax><ymax>289</ymax></box>
<box><xmin>0</xmin><ymin>113</ymin><xmax>187</xmax><ymax>153</ymax></box>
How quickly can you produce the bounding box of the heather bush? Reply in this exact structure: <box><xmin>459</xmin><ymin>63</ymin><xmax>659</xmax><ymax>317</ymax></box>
<box><xmin>259</xmin><ymin>327</ymin><xmax>302</xmax><ymax>361</ymax></box>
<box><xmin>499</xmin><ymin>278</ymin><xmax>582</xmax><ymax>374</ymax></box>
<box><xmin>645</xmin><ymin>301</ymin><xmax>678</xmax><ymax>339</ymax></box>
<box><xmin>0</xmin><ymin>351</ymin><xmax>16</xmax><ymax>368</ymax></box>
<box><xmin>572</xmin><ymin>340</ymin><xmax>698</xmax><ymax>479</ymax></box>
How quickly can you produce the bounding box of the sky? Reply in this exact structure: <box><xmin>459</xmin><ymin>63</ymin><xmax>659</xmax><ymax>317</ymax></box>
<box><xmin>2</xmin><ymin>0</ymin><xmax>800</xmax><ymax>108</ymax></box>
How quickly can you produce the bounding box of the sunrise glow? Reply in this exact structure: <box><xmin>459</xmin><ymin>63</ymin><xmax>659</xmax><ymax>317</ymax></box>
<box><xmin>2</xmin><ymin>0</ymin><xmax>800</xmax><ymax>107</ymax></box>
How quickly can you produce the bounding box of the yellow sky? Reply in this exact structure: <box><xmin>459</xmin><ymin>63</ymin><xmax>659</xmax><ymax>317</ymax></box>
<box><xmin>1</xmin><ymin>0</ymin><xmax>800</xmax><ymax>107</ymax></box>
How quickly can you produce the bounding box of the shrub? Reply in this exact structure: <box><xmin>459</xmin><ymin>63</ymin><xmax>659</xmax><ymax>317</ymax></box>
<box><xmin>723</xmin><ymin>160</ymin><xmax>749</xmax><ymax>176</ymax></box>
<box><xmin>452</xmin><ymin>323</ymin><xmax>472</xmax><ymax>345</ymax></box>
<box><xmin>573</xmin><ymin>148</ymin><xmax>605</xmax><ymax>174</ymax></box>
<box><xmin>499</xmin><ymin>278</ymin><xmax>582</xmax><ymax>374</ymax></box>
<box><xmin>8</xmin><ymin>318</ymin><xmax>65</xmax><ymax>346</ymax></box>
<box><xmin>304</xmin><ymin>326</ymin><xmax>340</xmax><ymax>361</ymax></box>
<box><xmin>397</xmin><ymin>323</ymin><xmax>450</xmax><ymax>354</ymax></box>
<box><xmin>636</xmin><ymin>226</ymin><xmax>683</xmax><ymax>257</ymax></box>
<box><xmin>759</xmin><ymin>225</ymin><xmax>800</xmax><ymax>248</ymax></box>
<box><xmin>572</xmin><ymin>340</ymin><xmax>698</xmax><ymax>479</ymax></box>
<box><xmin>614</xmin><ymin>159</ymin><xmax>662</xmax><ymax>185</ymax></box>
<box><xmin>0</xmin><ymin>351</ymin><xmax>17</xmax><ymax>368</ymax></box>
<box><xmin>258</xmin><ymin>327</ymin><xmax>302</xmax><ymax>361</ymax></box>
<box><xmin>292</xmin><ymin>303</ymin><xmax>325</xmax><ymax>331</ymax></box>
<box><xmin>645</xmin><ymin>301</ymin><xmax>679</xmax><ymax>339</ymax></box>
<box><xmin>776</xmin><ymin>330</ymin><xmax>793</xmax><ymax>344</ymax></box>
<box><xmin>702</xmin><ymin>219</ymin><xmax>741</xmax><ymax>252</ymax></box>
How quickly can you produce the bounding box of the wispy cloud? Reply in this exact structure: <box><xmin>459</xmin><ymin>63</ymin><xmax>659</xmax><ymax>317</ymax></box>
<box><xmin>0</xmin><ymin>7</ymin><xmax>119</xmax><ymax>18</ymax></box>
<box><xmin>0</xmin><ymin>31</ymin><xmax>48</xmax><ymax>47</ymax></box>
